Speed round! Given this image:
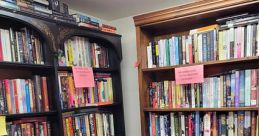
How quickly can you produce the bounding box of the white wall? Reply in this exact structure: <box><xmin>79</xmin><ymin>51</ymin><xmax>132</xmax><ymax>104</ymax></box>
<box><xmin>109</xmin><ymin>17</ymin><xmax>141</xmax><ymax>136</ymax></box>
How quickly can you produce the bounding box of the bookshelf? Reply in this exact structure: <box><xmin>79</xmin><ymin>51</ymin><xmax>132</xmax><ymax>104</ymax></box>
<box><xmin>134</xmin><ymin>0</ymin><xmax>259</xmax><ymax>136</ymax></box>
<box><xmin>0</xmin><ymin>5</ymin><xmax>125</xmax><ymax>136</ymax></box>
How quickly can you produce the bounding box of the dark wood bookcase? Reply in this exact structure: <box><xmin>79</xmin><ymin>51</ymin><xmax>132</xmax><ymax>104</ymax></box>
<box><xmin>133</xmin><ymin>0</ymin><xmax>259</xmax><ymax>136</ymax></box>
<box><xmin>0</xmin><ymin>6</ymin><xmax>125</xmax><ymax>136</ymax></box>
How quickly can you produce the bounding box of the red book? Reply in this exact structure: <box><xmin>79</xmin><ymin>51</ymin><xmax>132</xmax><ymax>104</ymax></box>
<box><xmin>189</xmin><ymin>41</ymin><xmax>193</xmax><ymax>64</ymax></box>
<box><xmin>42</xmin><ymin>121</ymin><xmax>48</xmax><ymax>136</ymax></box>
<box><xmin>168</xmin><ymin>81</ymin><xmax>172</xmax><ymax>108</ymax></box>
<box><xmin>41</xmin><ymin>77</ymin><xmax>49</xmax><ymax>111</ymax></box>
<box><xmin>69</xmin><ymin>117</ymin><xmax>74</xmax><ymax>136</ymax></box>
<box><xmin>151</xmin><ymin>114</ymin><xmax>155</xmax><ymax>136</ymax></box>
<box><xmin>251</xmin><ymin>112</ymin><xmax>256</xmax><ymax>136</ymax></box>
<box><xmin>35</xmin><ymin>122</ymin><xmax>39</xmax><ymax>136</ymax></box>
<box><xmin>251</xmin><ymin>70</ymin><xmax>257</xmax><ymax>106</ymax></box>
<box><xmin>13</xmin><ymin>80</ymin><xmax>19</xmax><ymax>113</ymax></box>
<box><xmin>27</xmin><ymin>123</ymin><xmax>32</xmax><ymax>136</ymax></box>
<box><xmin>188</xmin><ymin>114</ymin><xmax>192</xmax><ymax>136</ymax></box>
<box><xmin>4</xmin><ymin>80</ymin><xmax>12</xmax><ymax>113</ymax></box>
<box><xmin>0</xmin><ymin>31</ymin><xmax>3</xmax><ymax>61</ymax></box>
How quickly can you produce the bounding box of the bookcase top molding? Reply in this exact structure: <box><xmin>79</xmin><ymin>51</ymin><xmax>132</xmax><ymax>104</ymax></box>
<box><xmin>133</xmin><ymin>0</ymin><xmax>259</xmax><ymax>27</ymax></box>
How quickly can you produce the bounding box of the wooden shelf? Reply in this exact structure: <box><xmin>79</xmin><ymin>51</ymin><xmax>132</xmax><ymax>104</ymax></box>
<box><xmin>0</xmin><ymin>62</ymin><xmax>53</xmax><ymax>70</ymax></box>
<box><xmin>144</xmin><ymin>107</ymin><xmax>259</xmax><ymax>112</ymax></box>
<box><xmin>142</xmin><ymin>56</ymin><xmax>259</xmax><ymax>72</ymax></box>
<box><xmin>58</xmin><ymin>66</ymin><xmax>118</xmax><ymax>72</ymax></box>
<box><xmin>61</xmin><ymin>103</ymin><xmax>119</xmax><ymax>113</ymax></box>
<box><xmin>4</xmin><ymin>111</ymin><xmax>57</xmax><ymax>119</ymax></box>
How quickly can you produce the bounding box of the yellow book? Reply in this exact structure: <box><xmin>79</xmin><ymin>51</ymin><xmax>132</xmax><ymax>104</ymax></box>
<box><xmin>65</xmin><ymin>118</ymin><xmax>70</xmax><ymax>136</ymax></box>
<box><xmin>190</xmin><ymin>24</ymin><xmax>219</xmax><ymax>35</ymax></box>
<box><xmin>193</xmin><ymin>34</ymin><xmax>199</xmax><ymax>63</ymax></box>
<box><xmin>176</xmin><ymin>84</ymin><xmax>181</xmax><ymax>108</ymax></box>
<box><xmin>172</xmin><ymin>81</ymin><xmax>176</xmax><ymax>108</ymax></box>
<box><xmin>68</xmin><ymin>39</ymin><xmax>73</xmax><ymax>66</ymax></box>
<box><xmin>108</xmin><ymin>78</ymin><xmax>113</xmax><ymax>102</ymax></box>
<box><xmin>84</xmin><ymin>115</ymin><xmax>91</xmax><ymax>136</ymax></box>
<box><xmin>68</xmin><ymin>76</ymin><xmax>76</xmax><ymax>108</ymax></box>
<box><xmin>218</xmin><ymin>31</ymin><xmax>224</xmax><ymax>60</ymax></box>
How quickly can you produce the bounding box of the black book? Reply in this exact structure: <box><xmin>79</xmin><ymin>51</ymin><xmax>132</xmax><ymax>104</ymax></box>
<box><xmin>178</xmin><ymin>36</ymin><xmax>182</xmax><ymax>65</ymax></box>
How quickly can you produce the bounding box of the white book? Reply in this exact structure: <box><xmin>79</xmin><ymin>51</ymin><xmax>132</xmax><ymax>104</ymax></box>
<box><xmin>164</xmin><ymin>81</ymin><xmax>168</xmax><ymax>108</ymax></box>
<box><xmin>109</xmin><ymin>114</ymin><xmax>114</xmax><ymax>136</ymax></box>
<box><xmin>5</xmin><ymin>30</ymin><xmax>12</xmax><ymax>61</ymax></box>
<box><xmin>220</xmin><ymin>76</ymin><xmax>224</xmax><ymax>107</ymax></box>
<box><xmin>147</xmin><ymin>43</ymin><xmax>152</xmax><ymax>68</ymax></box>
<box><xmin>33</xmin><ymin>0</ymin><xmax>49</xmax><ymax>5</ymax></box>
<box><xmin>186</xmin><ymin>36</ymin><xmax>190</xmax><ymax>64</ymax></box>
<box><xmin>169</xmin><ymin>38</ymin><xmax>174</xmax><ymax>66</ymax></box>
<box><xmin>162</xmin><ymin>39</ymin><xmax>166</xmax><ymax>67</ymax></box>
<box><xmin>245</xmin><ymin>70</ymin><xmax>251</xmax><ymax>106</ymax></box>
<box><xmin>240</xmin><ymin>27</ymin><xmax>245</xmax><ymax>58</ymax></box>
<box><xmin>16</xmin><ymin>79</ymin><xmax>23</xmax><ymax>113</ymax></box>
<box><xmin>94</xmin><ymin>43</ymin><xmax>100</xmax><ymax>68</ymax></box>
<box><xmin>170</xmin><ymin>113</ymin><xmax>175</xmax><ymax>136</ymax></box>
<box><xmin>203</xmin><ymin>113</ymin><xmax>211</xmax><ymax>136</ymax></box>
<box><xmin>213</xmin><ymin>30</ymin><xmax>217</xmax><ymax>60</ymax></box>
<box><xmin>197</xmin><ymin>34</ymin><xmax>203</xmax><ymax>62</ymax></box>
<box><xmin>217</xmin><ymin>77</ymin><xmax>221</xmax><ymax>108</ymax></box>
<box><xmin>158</xmin><ymin>40</ymin><xmax>162</xmax><ymax>67</ymax></box>
<box><xmin>1</xmin><ymin>29</ymin><xmax>6</xmax><ymax>61</ymax></box>
<box><xmin>222</xmin><ymin>30</ymin><xmax>227</xmax><ymax>60</ymax></box>
<box><xmin>247</xmin><ymin>25</ymin><xmax>252</xmax><ymax>57</ymax></box>
<box><xmin>191</xmin><ymin>84</ymin><xmax>195</xmax><ymax>108</ymax></box>
<box><xmin>160</xmin><ymin>115</ymin><xmax>165</xmax><ymax>136</ymax></box>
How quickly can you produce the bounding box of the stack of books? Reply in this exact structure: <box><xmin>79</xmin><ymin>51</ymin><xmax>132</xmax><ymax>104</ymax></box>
<box><xmin>32</xmin><ymin>0</ymin><xmax>52</xmax><ymax>16</ymax></box>
<box><xmin>149</xmin><ymin>111</ymin><xmax>258</xmax><ymax>136</ymax></box>
<box><xmin>101</xmin><ymin>24</ymin><xmax>117</xmax><ymax>34</ymax></box>
<box><xmin>72</xmin><ymin>13</ymin><xmax>100</xmax><ymax>29</ymax></box>
<box><xmin>58</xmin><ymin>72</ymin><xmax>113</xmax><ymax>110</ymax></box>
<box><xmin>0</xmin><ymin>0</ymin><xmax>19</xmax><ymax>10</ymax></box>
<box><xmin>58</xmin><ymin>36</ymin><xmax>109</xmax><ymax>68</ymax></box>
<box><xmin>62</xmin><ymin>112</ymin><xmax>114</xmax><ymax>136</ymax></box>
<box><xmin>148</xmin><ymin>69</ymin><xmax>259</xmax><ymax>109</ymax></box>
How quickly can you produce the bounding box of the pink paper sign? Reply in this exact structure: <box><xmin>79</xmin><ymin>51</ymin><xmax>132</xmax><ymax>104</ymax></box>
<box><xmin>72</xmin><ymin>66</ymin><xmax>95</xmax><ymax>88</ymax></box>
<box><xmin>175</xmin><ymin>65</ymin><xmax>204</xmax><ymax>84</ymax></box>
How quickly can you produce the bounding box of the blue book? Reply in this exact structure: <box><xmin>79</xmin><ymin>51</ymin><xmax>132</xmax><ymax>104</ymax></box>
<box><xmin>155</xmin><ymin>115</ymin><xmax>160</xmax><ymax>136</ymax></box>
<box><xmin>149</xmin><ymin>112</ymin><xmax>152</xmax><ymax>136</ymax></box>
<box><xmin>175</xmin><ymin>37</ymin><xmax>179</xmax><ymax>65</ymax></box>
<box><xmin>25</xmin><ymin>81</ymin><xmax>31</xmax><ymax>112</ymax></box>
<box><xmin>21</xmin><ymin>80</ymin><xmax>27</xmax><ymax>113</ymax></box>
<box><xmin>169</xmin><ymin>38</ymin><xmax>174</xmax><ymax>66</ymax></box>
<box><xmin>202</xmin><ymin>33</ymin><xmax>207</xmax><ymax>62</ymax></box>
<box><xmin>235</xmin><ymin>71</ymin><xmax>240</xmax><ymax>107</ymax></box>
<box><xmin>9</xmin><ymin>81</ymin><xmax>15</xmax><ymax>113</ymax></box>
<box><xmin>195</xmin><ymin>112</ymin><xmax>200</xmax><ymax>136</ymax></box>
<box><xmin>164</xmin><ymin>115</ymin><xmax>170</xmax><ymax>136</ymax></box>
<box><xmin>239</xmin><ymin>70</ymin><xmax>245</xmax><ymax>106</ymax></box>
<box><xmin>245</xmin><ymin>70</ymin><xmax>251</xmax><ymax>106</ymax></box>
<box><xmin>230</xmin><ymin>73</ymin><xmax>236</xmax><ymax>107</ymax></box>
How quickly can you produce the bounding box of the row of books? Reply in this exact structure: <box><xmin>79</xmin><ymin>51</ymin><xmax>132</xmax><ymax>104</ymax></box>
<box><xmin>0</xmin><ymin>27</ymin><xmax>44</xmax><ymax>64</ymax></box>
<box><xmin>58</xmin><ymin>36</ymin><xmax>109</xmax><ymax>68</ymax></box>
<box><xmin>146</xmin><ymin>19</ymin><xmax>259</xmax><ymax>68</ymax></box>
<box><xmin>0</xmin><ymin>75</ymin><xmax>49</xmax><ymax>114</ymax></box>
<box><xmin>63</xmin><ymin>112</ymin><xmax>114</xmax><ymax>136</ymax></box>
<box><xmin>58</xmin><ymin>72</ymin><xmax>113</xmax><ymax>110</ymax></box>
<box><xmin>149</xmin><ymin>111</ymin><xmax>258</xmax><ymax>136</ymax></box>
<box><xmin>7</xmin><ymin>117</ymin><xmax>51</xmax><ymax>136</ymax></box>
<box><xmin>148</xmin><ymin>69</ymin><xmax>259</xmax><ymax>109</ymax></box>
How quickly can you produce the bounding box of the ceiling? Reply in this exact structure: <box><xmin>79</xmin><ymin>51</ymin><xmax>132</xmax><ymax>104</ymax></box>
<box><xmin>61</xmin><ymin>0</ymin><xmax>194</xmax><ymax>21</ymax></box>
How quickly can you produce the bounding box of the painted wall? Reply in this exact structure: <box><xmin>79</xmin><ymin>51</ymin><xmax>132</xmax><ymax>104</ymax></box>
<box><xmin>109</xmin><ymin>17</ymin><xmax>141</xmax><ymax>136</ymax></box>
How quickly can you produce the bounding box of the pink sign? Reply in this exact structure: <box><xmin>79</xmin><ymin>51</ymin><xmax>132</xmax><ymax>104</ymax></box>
<box><xmin>72</xmin><ymin>66</ymin><xmax>95</xmax><ymax>88</ymax></box>
<box><xmin>175</xmin><ymin>65</ymin><xmax>204</xmax><ymax>84</ymax></box>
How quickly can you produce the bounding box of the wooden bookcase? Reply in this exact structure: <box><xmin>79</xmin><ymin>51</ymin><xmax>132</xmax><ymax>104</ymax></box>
<box><xmin>0</xmin><ymin>6</ymin><xmax>125</xmax><ymax>136</ymax></box>
<box><xmin>133</xmin><ymin>0</ymin><xmax>259</xmax><ymax>136</ymax></box>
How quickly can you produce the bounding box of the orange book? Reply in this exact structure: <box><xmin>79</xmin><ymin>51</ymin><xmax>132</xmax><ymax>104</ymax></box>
<box><xmin>13</xmin><ymin>80</ymin><xmax>19</xmax><ymax>113</ymax></box>
<box><xmin>42</xmin><ymin>121</ymin><xmax>48</xmax><ymax>136</ymax></box>
<box><xmin>41</xmin><ymin>77</ymin><xmax>49</xmax><ymax>111</ymax></box>
<box><xmin>68</xmin><ymin>76</ymin><xmax>75</xmax><ymax>108</ymax></box>
<box><xmin>151</xmin><ymin>114</ymin><xmax>155</xmax><ymax>136</ymax></box>
<box><xmin>4</xmin><ymin>80</ymin><xmax>11</xmax><ymax>113</ymax></box>
<box><xmin>27</xmin><ymin>123</ymin><xmax>32</xmax><ymax>136</ymax></box>
<box><xmin>168</xmin><ymin>81</ymin><xmax>172</xmax><ymax>108</ymax></box>
<box><xmin>68</xmin><ymin>117</ymin><xmax>74</xmax><ymax>136</ymax></box>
